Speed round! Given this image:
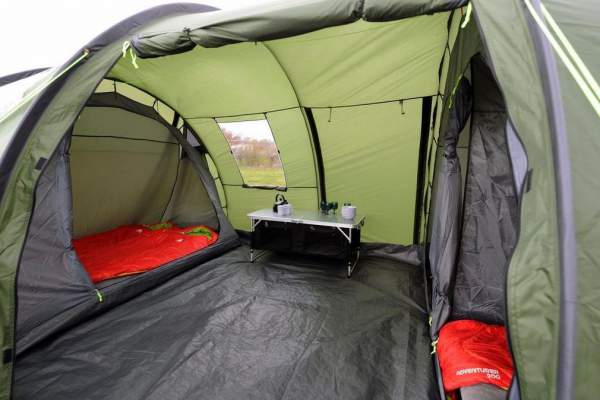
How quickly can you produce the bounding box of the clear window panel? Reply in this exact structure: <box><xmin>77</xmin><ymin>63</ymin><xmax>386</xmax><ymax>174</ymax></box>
<box><xmin>218</xmin><ymin>119</ymin><xmax>286</xmax><ymax>188</ymax></box>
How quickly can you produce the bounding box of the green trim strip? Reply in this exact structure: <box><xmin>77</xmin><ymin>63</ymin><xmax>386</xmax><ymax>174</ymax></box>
<box><xmin>524</xmin><ymin>0</ymin><xmax>600</xmax><ymax>118</ymax></box>
<box><xmin>460</xmin><ymin>3</ymin><xmax>472</xmax><ymax>29</ymax></box>
<box><xmin>540</xmin><ymin>4</ymin><xmax>600</xmax><ymax>101</ymax></box>
<box><xmin>0</xmin><ymin>49</ymin><xmax>89</xmax><ymax>124</ymax></box>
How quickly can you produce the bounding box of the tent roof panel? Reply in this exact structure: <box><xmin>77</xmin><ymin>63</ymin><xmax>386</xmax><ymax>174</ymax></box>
<box><xmin>130</xmin><ymin>0</ymin><xmax>466</xmax><ymax>57</ymax></box>
<box><xmin>110</xmin><ymin>42</ymin><xmax>298</xmax><ymax>118</ymax></box>
<box><xmin>267</xmin><ymin>15</ymin><xmax>448</xmax><ymax>106</ymax></box>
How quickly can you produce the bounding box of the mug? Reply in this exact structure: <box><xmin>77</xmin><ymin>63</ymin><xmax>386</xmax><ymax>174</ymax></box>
<box><xmin>277</xmin><ymin>204</ymin><xmax>288</xmax><ymax>216</ymax></box>
<box><xmin>341</xmin><ymin>205</ymin><xmax>356</xmax><ymax>219</ymax></box>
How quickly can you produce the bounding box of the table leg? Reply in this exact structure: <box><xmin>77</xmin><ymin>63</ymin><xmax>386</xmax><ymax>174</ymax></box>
<box><xmin>250</xmin><ymin>218</ymin><xmax>254</xmax><ymax>262</ymax></box>
<box><xmin>347</xmin><ymin>249</ymin><xmax>360</xmax><ymax>278</ymax></box>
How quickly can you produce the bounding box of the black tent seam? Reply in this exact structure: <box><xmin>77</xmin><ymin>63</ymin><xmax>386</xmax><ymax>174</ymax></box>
<box><xmin>71</xmin><ymin>134</ymin><xmax>178</xmax><ymax>145</ymax></box>
<box><xmin>304</xmin><ymin>108</ymin><xmax>326</xmax><ymax>203</ymax></box>
<box><xmin>413</xmin><ymin>96</ymin><xmax>433</xmax><ymax>244</ymax></box>
<box><xmin>221</xmin><ymin>183</ymin><xmax>317</xmax><ymax>190</ymax></box>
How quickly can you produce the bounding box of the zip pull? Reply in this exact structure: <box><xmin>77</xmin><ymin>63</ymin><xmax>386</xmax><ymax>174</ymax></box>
<box><xmin>431</xmin><ymin>339</ymin><xmax>439</xmax><ymax>355</ymax></box>
<box><xmin>121</xmin><ymin>41</ymin><xmax>139</xmax><ymax>69</ymax></box>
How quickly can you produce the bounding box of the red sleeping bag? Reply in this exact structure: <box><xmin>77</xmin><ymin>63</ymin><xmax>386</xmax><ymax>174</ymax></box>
<box><xmin>437</xmin><ymin>320</ymin><xmax>514</xmax><ymax>395</ymax></box>
<box><xmin>73</xmin><ymin>223</ymin><xmax>218</xmax><ymax>283</ymax></box>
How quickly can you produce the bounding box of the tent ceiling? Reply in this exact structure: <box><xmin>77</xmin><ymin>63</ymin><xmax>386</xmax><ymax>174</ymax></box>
<box><xmin>110</xmin><ymin>14</ymin><xmax>449</xmax><ymax>113</ymax></box>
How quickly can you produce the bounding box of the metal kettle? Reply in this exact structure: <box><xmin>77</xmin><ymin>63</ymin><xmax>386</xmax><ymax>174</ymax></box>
<box><xmin>272</xmin><ymin>194</ymin><xmax>288</xmax><ymax>212</ymax></box>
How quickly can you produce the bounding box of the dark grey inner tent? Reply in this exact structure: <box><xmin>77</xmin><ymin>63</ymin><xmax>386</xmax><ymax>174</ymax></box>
<box><xmin>17</xmin><ymin>92</ymin><xmax>240</xmax><ymax>352</ymax></box>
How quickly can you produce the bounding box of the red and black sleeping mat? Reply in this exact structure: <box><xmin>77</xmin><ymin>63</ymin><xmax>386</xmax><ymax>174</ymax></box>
<box><xmin>73</xmin><ymin>222</ymin><xmax>218</xmax><ymax>283</ymax></box>
<box><xmin>437</xmin><ymin>319</ymin><xmax>514</xmax><ymax>399</ymax></box>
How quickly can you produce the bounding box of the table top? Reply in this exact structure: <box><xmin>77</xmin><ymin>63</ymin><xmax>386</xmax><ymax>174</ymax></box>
<box><xmin>248</xmin><ymin>209</ymin><xmax>365</xmax><ymax>229</ymax></box>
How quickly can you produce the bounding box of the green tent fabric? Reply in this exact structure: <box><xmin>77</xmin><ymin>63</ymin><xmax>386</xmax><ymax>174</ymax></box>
<box><xmin>0</xmin><ymin>1</ymin><xmax>599</xmax><ymax>399</ymax></box>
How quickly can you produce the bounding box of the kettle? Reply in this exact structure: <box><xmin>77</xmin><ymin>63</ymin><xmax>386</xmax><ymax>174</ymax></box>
<box><xmin>272</xmin><ymin>194</ymin><xmax>288</xmax><ymax>212</ymax></box>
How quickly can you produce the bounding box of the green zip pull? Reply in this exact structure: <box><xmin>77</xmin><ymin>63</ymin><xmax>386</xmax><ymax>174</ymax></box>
<box><xmin>430</xmin><ymin>339</ymin><xmax>438</xmax><ymax>355</ymax></box>
<box><xmin>95</xmin><ymin>289</ymin><xmax>103</xmax><ymax>303</ymax></box>
<box><xmin>121</xmin><ymin>41</ymin><xmax>139</xmax><ymax>69</ymax></box>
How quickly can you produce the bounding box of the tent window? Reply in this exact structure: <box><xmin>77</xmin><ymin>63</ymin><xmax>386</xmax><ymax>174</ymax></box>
<box><xmin>218</xmin><ymin>119</ymin><xmax>286</xmax><ymax>189</ymax></box>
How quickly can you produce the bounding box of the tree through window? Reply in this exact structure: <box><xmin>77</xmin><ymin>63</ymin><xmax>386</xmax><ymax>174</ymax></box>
<box><xmin>218</xmin><ymin>119</ymin><xmax>286</xmax><ymax>188</ymax></box>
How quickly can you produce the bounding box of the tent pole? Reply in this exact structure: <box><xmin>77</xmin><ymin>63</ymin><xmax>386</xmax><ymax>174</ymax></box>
<box><xmin>413</xmin><ymin>96</ymin><xmax>433</xmax><ymax>244</ymax></box>
<box><xmin>304</xmin><ymin>108</ymin><xmax>326</xmax><ymax>203</ymax></box>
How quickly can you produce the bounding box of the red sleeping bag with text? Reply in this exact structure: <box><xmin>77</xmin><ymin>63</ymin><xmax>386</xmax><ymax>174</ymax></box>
<box><xmin>73</xmin><ymin>223</ymin><xmax>218</xmax><ymax>283</ymax></box>
<box><xmin>437</xmin><ymin>319</ymin><xmax>514</xmax><ymax>396</ymax></box>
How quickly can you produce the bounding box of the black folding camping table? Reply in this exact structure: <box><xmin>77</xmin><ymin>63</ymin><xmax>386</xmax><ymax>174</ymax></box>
<box><xmin>248</xmin><ymin>209</ymin><xmax>365</xmax><ymax>277</ymax></box>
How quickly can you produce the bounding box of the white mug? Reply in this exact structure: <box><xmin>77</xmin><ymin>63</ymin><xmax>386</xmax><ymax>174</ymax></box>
<box><xmin>277</xmin><ymin>204</ymin><xmax>288</xmax><ymax>216</ymax></box>
<box><xmin>341</xmin><ymin>205</ymin><xmax>356</xmax><ymax>219</ymax></box>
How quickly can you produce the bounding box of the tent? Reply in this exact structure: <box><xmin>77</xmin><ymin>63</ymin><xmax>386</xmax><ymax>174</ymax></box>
<box><xmin>0</xmin><ymin>0</ymin><xmax>598</xmax><ymax>399</ymax></box>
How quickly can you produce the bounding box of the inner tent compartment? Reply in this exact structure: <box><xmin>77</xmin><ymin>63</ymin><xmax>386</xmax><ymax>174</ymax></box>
<box><xmin>70</xmin><ymin>91</ymin><xmax>223</xmax><ymax>284</ymax></box>
<box><xmin>14</xmin><ymin>7</ymin><xmax>524</xmax><ymax>400</ymax></box>
<box><xmin>16</xmin><ymin>88</ymin><xmax>240</xmax><ymax>352</ymax></box>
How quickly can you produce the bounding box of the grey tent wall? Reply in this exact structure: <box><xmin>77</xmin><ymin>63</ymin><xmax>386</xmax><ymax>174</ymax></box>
<box><xmin>428</xmin><ymin>78</ymin><xmax>473</xmax><ymax>336</ymax></box>
<box><xmin>16</xmin><ymin>137</ymin><xmax>96</xmax><ymax>344</ymax></box>
<box><xmin>451</xmin><ymin>55</ymin><xmax>519</xmax><ymax>325</ymax></box>
<box><xmin>163</xmin><ymin>157</ymin><xmax>220</xmax><ymax>229</ymax></box>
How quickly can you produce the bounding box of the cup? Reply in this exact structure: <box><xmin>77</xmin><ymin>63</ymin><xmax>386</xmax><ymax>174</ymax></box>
<box><xmin>278</xmin><ymin>204</ymin><xmax>288</xmax><ymax>216</ymax></box>
<box><xmin>341</xmin><ymin>205</ymin><xmax>356</xmax><ymax>220</ymax></box>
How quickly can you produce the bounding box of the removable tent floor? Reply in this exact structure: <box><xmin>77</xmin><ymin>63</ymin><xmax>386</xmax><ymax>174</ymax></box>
<box><xmin>15</xmin><ymin>246</ymin><xmax>434</xmax><ymax>400</ymax></box>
